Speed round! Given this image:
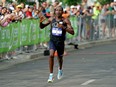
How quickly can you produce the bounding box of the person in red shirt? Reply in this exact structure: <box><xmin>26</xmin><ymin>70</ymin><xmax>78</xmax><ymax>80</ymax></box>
<box><xmin>25</xmin><ymin>7</ymin><xmax>33</xmax><ymax>18</ymax></box>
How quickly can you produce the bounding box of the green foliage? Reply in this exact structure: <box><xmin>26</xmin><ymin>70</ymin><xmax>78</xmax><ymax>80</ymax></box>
<box><xmin>7</xmin><ymin>0</ymin><xmax>26</xmax><ymax>3</ymax></box>
<box><xmin>97</xmin><ymin>0</ymin><xmax>113</xmax><ymax>5</ymax></box>
<box><xmin>7</xmin><ymin>0</ymin><xmax>113</xmax><ymax>6</ymax></box>
<box><xmin>6</xmin><ymin>0</ymin><xmax>12</xmax><ymax>3</ymax></box>
<box><xmin>59</xmin><ymin>0</ymin><xmax>81</xmax><ymax>6</ymax></box>
<box><xmin>6</xmin><ymin>0</ymin><xmax>47</xmax><ymax>6</ymax></box>
<box><xmin>59</xmin><ymin>0</ymin><xmax>113</xmax><ymax>6</ymax></box>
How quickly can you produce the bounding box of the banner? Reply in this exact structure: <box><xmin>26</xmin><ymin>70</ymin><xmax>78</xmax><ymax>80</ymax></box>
<box><xmin>0</xmin><ymin>17</ymin><xmax>77</xmax><ymax>53</ymax></box>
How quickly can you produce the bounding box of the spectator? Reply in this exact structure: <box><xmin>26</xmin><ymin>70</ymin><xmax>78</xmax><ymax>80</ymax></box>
<box><xmin>12</xmin><ymin>4</ymin><xmax>24</xmax><ymax>20</ymax></box>
<box><xmin>70</xmin><ymin>5</ymin><xmax>77</xmax><ymax>16</ymax></box>
<box><xmin>32</xmin><ymin>9</ymin><xmax>39</xmax><ymax>19</ymax></box>
<box><xmin>113</xmin><ymin>1</ymin><xmax>116</xmax><ymax>37</ymax></box>
<box><xmin>92</xmin><ymin>3</ymin><xmax>101</xmax><ymax>39</ymax></box>
<box><xmin>62</xmin><ymin>10</ymin><xmax>70</xmax><ymax>19</ymax></box>
<box><xmin>65</xmin><ymin>6</ymin><xmax>71</xmax><ymax>16</ymax></box>
<box><xmin>0</xmin><ymin>7</ymin><xmax>9</xmax><ymax>27</ymax></box>
<box><xmin>1</xmin><ymin>0</ymin><xmax>6</xmax><ymax>7</ymax></box>
<box><xmin>45</xmin><ymin>3</ymin><xmax>51</xmax><ymax>18</ymax></box>
<box><xmin>105</xmin><ymin>3</ymin><xmax>115</xmax><ymax>38</ymax></box>
<box><xmin>100</xmin><ymin>4</ymin><xmax>107</xmax><ymax>38</ymax></box>
<box><xmin>25</xmin><ymin>6</ymin><xmax>33</xmax><ymax>18</ymax></box>
<box><xmin>50</xmin><ymin>1</ymin><xmax>61</xmax><ymax>17</ymax></box>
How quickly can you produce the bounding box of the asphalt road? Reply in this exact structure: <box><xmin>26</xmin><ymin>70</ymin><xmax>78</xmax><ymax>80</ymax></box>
<box><xmin>0</xmin><ymin>41</ymin><xmax>116</xmax><ymax>87</ymax></box>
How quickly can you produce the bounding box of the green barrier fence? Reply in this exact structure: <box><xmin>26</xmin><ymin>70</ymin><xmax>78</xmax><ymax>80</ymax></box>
<box><xmin>0</xmin><ymin>16</ymin><xmax>78</xmax><ymax>53</ymax></box>
<box><xmin>67</xmin><ymin>16</ymin><xmax>78</xmax><ymax>39</ymax></box>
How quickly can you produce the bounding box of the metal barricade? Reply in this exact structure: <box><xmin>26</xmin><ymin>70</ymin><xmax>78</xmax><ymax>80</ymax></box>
<box><xmin>0</xmin><ymin>14</ymin><xmax>116</xmax><ymax>60</ymax></box>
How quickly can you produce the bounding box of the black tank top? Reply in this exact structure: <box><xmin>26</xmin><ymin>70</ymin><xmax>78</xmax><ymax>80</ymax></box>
<box><xmin>50</xmin><ymin>18</ymin><xmax>66</xmax><ymax>42</ymax></box>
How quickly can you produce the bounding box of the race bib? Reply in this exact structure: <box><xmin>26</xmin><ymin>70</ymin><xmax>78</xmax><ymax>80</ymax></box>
<box><xmin>52</xmin><ymin>27</ymin><xmax>62</xmax><ymax>36</ymax></box>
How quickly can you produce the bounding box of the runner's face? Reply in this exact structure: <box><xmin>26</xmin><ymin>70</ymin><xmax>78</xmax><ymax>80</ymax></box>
<box><xmin>55</xmin><ymin>7</ymin><xmax>63</xmax><ymax>17</ymax></box>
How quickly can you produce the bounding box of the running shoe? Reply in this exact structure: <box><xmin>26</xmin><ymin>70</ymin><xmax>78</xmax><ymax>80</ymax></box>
<box><xmin>47</xmin><ymin>74</ymin><xmax>54</xmax><ymax>83</ymax></box>
<box><xmin>57</xmin><ymin>69</ymin><xmax>63</xmax><ymax>79</ymax></box>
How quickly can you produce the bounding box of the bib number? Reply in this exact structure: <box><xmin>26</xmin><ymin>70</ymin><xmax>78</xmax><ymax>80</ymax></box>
<box><xmin>52</xmin><ymin>27</ymin><xmax>62</xmax><ymax>36</ymax></box>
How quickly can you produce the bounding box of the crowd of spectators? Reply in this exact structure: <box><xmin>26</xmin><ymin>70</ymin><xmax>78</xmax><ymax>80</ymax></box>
<box><xmin>0</xmin><ymin>1</ymin><xmax>116</xmax><ymax>38</ymax></box>
<box><xmin>0</xmin><ymin>1</ymin><xmax>37</xmax><ymax>27</ymax></box>
<box><xmin>0</xmin><ymin>0</ymin><xmax>65</xmax><ymax>27</ymax></box>
<box><xmin>0</xmin><ymin>0</ymin><xmax>116</xmax><ymax>59</ymax></box>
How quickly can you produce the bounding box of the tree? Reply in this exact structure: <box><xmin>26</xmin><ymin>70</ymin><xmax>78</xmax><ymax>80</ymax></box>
<box><xmin>97</xmin><ymin>0</ymin><xmax>113</xmax><ymax>5</ymax></box>
<box><xmin>59</xmin><ymin>0</ymin><xmax>82</xmax><ymax>6</ymax></box>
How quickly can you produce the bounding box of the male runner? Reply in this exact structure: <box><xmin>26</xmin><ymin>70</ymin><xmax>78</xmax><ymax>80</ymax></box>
<box><xmin>39</xmin><ymin>6</ymin><xmax>74</xmax><ymax>83</ymax></box>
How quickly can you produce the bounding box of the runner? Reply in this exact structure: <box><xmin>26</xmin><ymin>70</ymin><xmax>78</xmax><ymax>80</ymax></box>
<box><xmin>39</xmin><ymin>6</ymin><xmax>74</xmax><ymax>83</ymax></box>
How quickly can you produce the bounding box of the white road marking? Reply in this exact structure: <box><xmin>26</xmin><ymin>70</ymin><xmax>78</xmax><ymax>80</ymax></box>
<box><xmin>81</xmin><ymin>79</ymin><xmax>96</xmax><ymax>85</ymax></box>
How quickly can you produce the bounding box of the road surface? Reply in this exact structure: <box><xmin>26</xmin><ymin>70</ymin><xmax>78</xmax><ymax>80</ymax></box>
<box><xmin>0</xmin><ymin>41</ymin><xmax>116</xmax><ymax>87</ymax></box>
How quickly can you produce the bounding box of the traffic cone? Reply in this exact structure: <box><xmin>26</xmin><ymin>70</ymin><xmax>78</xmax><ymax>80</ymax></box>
<box><xmin>54</xmin><ymin>51</ymin><xmax>58</xmax><ymax>57</ymax></box>
<box><xmin>54</xmin><ymin>51</ymin><xmax>68</xmax><ymax>57</ymax></box>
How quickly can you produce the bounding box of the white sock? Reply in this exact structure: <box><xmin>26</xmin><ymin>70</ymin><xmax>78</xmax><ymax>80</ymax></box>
<box><xmin>50</xmin><ymin>73</ymin><xmax>53</xmax><ymax>76</ymax></box>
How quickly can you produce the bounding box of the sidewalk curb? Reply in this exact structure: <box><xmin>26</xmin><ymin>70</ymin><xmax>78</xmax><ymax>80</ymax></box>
<box><xmin>78</xmin><ymin>38</ymin><xmax>116</xmax><ymax>49</ymax></box>
<box><xmin>0</xmin><ymin>38</ymin><xmax>116</xmax><ymax>70</ymax></box>
<box><xmin>0</xmin><ymin>52</ymin><xmax>44</xmax><ymax>70</ymax></box>
<box><xmin>30</xmin><ymin>38</ymin><xmax>116</xmax><ymax>59</ymax></box>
